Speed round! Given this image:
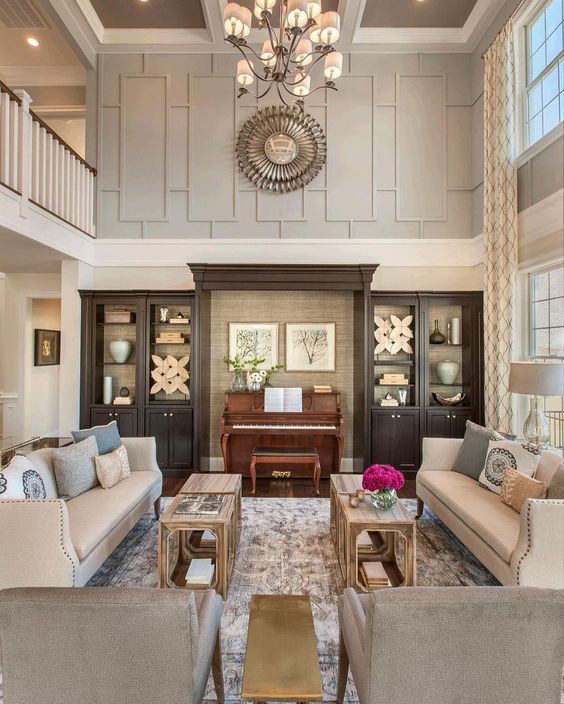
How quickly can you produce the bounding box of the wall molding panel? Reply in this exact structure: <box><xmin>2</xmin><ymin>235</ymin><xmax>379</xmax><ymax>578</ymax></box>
<box><xmin>97</xmin><ymin>52</ymin><xmax>477</xmax><ymax>240</ymax></box>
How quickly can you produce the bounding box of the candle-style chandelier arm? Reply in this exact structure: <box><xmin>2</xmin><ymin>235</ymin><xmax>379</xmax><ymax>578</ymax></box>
<box><xmin>307</xmin><ymin>81</ymin><xmax>338</xmax><ymax>96</ymax></box>
<box><xmin>287</xmin><ymin>44</ymin><xmax>335</xmax><ymax>66</ymax></box>
<box><xmin>291</xmin><ymin>46</ymin><xmax>335</xmax><ymax>81</ymax></box>
<box><xmin>260</xmin><ymin>11</ymin><xmax>281</xmax><ymax>59</ymax></box>
<box><xmin>225</xmin><ymin>39</ymin><xmax>277</xmax><ymax>82</ymax></box>
<box><xmin>279</xmin><ymin>30</ymin><xmax>302</xmax><ymax>78</ymax></box>
<box><xmin>239</xmin><ymin>81</ymin><xmax>277</xmax><ymax>100</ymax></box>
<box><xmin>276</xmin><ymin>82</ymin><xmax>291</xmax><ymax>106</ymax></box>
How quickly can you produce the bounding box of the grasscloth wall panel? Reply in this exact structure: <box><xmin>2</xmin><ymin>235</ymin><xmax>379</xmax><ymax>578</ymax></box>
<box><xmin>97</xmin><ymin>52</ymin><xmax>476</xmax><ymax>239</ymax></box>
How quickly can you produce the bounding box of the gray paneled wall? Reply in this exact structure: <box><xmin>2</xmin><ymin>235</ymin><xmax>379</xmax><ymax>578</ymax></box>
<box><xmin>97</xmin><ymin>52</ymin><xmax>476</xmax><ymax>239</ymax></box>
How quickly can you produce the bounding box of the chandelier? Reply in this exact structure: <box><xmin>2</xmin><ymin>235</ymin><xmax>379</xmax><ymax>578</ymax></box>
<box><xmin>223</xmin><ymin>0</ymin><xmax>343</xmax><ymax>106</ymax></box>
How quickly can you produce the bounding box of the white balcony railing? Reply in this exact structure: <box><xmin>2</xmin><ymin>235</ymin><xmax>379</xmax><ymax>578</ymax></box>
<box><xmin>0</xmin><ymin>80</ymin><xmax>95</xmax><ymax>237</ymax></box>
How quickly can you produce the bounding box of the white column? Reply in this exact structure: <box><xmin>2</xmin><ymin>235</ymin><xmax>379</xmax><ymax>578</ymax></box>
<box><xmin>13</xmin><ymin>90</ymin><xmax>31</xmax><ymax>217</ymax></box>
<box><xmin>58</xmin><ymin>260</ymin><xmax>93</xmax><ymax>435</ymax></box>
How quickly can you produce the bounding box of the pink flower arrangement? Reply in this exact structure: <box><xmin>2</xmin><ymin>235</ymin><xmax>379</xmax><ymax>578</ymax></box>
<box><xmin>362</xmin><ymin>464</ymin><xmax>405</xmax><ymax>493</ymax></box>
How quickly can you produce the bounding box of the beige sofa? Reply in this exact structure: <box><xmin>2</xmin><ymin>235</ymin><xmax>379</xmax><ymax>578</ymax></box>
<box><xmin>416</xmin><ymin>437</ymin><xmax>564</xmax><ymax>588</ymax></box>
<box><xmin>0</xmin><ymin>437</ymin><xmax>162</xmax><ymax>588</ymax></box>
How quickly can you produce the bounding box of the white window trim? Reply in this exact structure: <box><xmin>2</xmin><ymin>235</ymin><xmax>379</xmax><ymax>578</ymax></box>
<box><xmin>513</xmin><ymin>0</ymin><xmax>564</xmax><ymax>157</ymax></box>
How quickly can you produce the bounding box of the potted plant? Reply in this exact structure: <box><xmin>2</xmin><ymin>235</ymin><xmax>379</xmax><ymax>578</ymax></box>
<box><xmin>361</xmin><ymin>464</ymin><xmax>405</xmax><ymax>510</ymax></box>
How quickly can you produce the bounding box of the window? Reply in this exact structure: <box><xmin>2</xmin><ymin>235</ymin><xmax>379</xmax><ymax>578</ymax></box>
<box><xmin>529</xmin><ymin>263</ymin><xmax>564</xmax><ymax>358</ymax></box>
<box><xmin>525</xmin><ymin>0</ymin><xmax>564</xmax><ymax>146</ymax></box>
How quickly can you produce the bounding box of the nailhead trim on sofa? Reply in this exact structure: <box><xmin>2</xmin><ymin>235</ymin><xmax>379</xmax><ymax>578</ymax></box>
<box><xmin>516</xmin><ymin>499</ymin><xmax>563</xmax><ymax>585</ymax></box>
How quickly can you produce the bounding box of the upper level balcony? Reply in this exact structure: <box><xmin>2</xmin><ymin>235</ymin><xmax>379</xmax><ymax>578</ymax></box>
<box><xmin>0</xmin><ymin>80</ymin><xmax>95</xmax><ymax>239</ymax></box>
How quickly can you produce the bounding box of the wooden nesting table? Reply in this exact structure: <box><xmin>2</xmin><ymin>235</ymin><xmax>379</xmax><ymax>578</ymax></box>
<box><xmin>241</xmin><ymin>595</ymin><xmax>323</xmax><ymax>703</ymax></box>
<box><xmin>331</xmin><ymin>474</ymin><xmax>417</xmax><ymax>591</ymax></box>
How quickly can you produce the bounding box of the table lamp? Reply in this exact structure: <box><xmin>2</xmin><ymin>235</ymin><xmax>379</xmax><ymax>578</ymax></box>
<box><xmin>508</xmin><ymin>361</ymin><xmax>564</xmax><ymax>446</ymax></box>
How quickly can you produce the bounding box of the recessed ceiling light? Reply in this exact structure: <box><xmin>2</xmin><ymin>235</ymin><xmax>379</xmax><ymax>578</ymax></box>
<box><xmin>26</xmin><ymin>37</ymin><xmax>39</xmax><ymax>47</ymax></box>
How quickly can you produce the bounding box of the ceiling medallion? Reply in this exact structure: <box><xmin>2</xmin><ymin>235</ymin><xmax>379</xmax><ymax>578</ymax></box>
<box><xmin>223</xmin><ymin>0</ymin><xmax>343</xmax><ymax>107</ymax></box>
<box><xmin>236</xmin><ymin>105</ymin><xmax>326</xmax><ymax>192</ymax></box>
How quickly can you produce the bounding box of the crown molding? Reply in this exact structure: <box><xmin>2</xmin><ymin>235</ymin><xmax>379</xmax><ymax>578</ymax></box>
<box><xmin>0</xmin><ymin>65</ymin><xmax>86</xmax><ymax>87</ymax></box>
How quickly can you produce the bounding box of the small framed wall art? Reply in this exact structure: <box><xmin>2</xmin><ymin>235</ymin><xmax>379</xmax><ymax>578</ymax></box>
<box><xmin>34</xmin><ymin>329</ymin><xmax>61</xmax><ymax>366</ymax></box>
<box><xmin>286</xmin><ymin>323</ymin><xmax>336</xmax><ymax>372</ymax></box>
<box><xmin>228</xmin><ymin>323</ymin><xmax>279</xmax><ymax>368</ymax></box>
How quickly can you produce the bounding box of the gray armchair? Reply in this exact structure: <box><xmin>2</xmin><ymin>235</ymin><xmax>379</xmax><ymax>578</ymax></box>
<box><xmin>0</xmin><ymin>587</ymin><xmax>224</xmax><ymax>704</ymax></box>
<box><xmin>337</xmin><ymin>586</ymin><xmax>564</xmax><ymax>704</ymax></box>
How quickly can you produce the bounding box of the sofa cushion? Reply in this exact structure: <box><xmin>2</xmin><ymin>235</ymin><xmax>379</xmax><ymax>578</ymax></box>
<box><xmin>0</xmin><ymin>454</ymin><xmax>57</xmax><ymax>499</ymax></box>
<box><xmin>536</xmin><ymin>450</ymin><xmax>563</xmax><ymax>485</ymax></box>
<box><xmin>52</xmin><ymin>436</ymin><xmax>99</xmax><ymax>500</ymax></box>
<box><xmin>71</xmin><ymin>421</ymin><xmax>122</xmax><ymax>455</ymax></box>
<box><xmin>67</xmin><ymin>471</ymin><xmax>161</xmax><ymax>560</ymax></box>
<box><xmin>95</xmin><ymin>444</ymin><xmax>131</xmax><ymax>490</ymax></box>
<box><xmin>479</xmin><ymin>440</ymin><xmax>541</xmax><ymax>495</ymax></box>
<box><xmin>418</xmin><ymin>471</ymin><xmax>520</xmax><ymax>562</ymax></box>
<box><xmin>452</xmin><ymin>421</ymin><xmax>504</xmax><ymax>481</ymax></box>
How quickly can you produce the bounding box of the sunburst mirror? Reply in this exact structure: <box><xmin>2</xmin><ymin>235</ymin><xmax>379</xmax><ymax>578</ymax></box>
<box><xmin>236</xmin><ymin>105</ymin><xmax>326</xmax><ymax>193</ymax></box>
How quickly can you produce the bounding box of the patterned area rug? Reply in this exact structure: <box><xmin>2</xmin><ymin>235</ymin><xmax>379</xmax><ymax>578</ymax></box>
<box><xmin>87</xmin><ymin>497</ymin><xmax>501</xmax><ymax>702</ymax></box>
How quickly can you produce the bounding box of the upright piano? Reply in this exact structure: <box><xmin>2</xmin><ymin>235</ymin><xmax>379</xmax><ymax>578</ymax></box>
<box><xmin>220</xmin><ymin>391</ymin><xmax>344</xmax><ymax>477</ymax></box>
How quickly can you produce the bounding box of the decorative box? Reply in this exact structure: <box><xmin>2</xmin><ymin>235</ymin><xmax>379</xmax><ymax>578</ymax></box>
<box><xmin>105</xmin><ymin>309</ymin><xmax>133</xmax><ymax>324</ymax></box>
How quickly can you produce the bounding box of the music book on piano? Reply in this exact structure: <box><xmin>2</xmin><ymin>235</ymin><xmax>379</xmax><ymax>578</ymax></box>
<box><xmin>264</xmin><ymin>387</ymin><xmax>303</xmax><ymax>413</ymax></box>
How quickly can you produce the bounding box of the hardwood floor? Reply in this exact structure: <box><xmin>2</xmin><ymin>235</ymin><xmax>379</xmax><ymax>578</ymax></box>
<box><xmin>162</xmin><ymin>474</ymin><xmax>416</xmax><ymax>499</ymax></box>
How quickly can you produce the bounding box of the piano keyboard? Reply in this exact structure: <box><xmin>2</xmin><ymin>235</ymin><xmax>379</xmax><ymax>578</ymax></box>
<box><xmin>233</xmin><ymin>423</ymin><xmax>337</xmax><ymax>430</ymax></box>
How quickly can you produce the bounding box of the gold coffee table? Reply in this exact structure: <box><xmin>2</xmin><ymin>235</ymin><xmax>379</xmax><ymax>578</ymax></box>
<box><xmin>241</xmin><ymin>595</ymin><xmax>323</xmax><ymax>703</ymax></box>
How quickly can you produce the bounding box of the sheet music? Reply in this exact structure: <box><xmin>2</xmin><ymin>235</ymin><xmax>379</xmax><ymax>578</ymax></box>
<box><xmin>264</xmin><ymin>387</ymin><xmax>284</xmax><ymax>412</ymax></box>
<box><xmin>283</xmin><ymin>387</ymin><xmax>302</xmax><ymax>413</ymax></box>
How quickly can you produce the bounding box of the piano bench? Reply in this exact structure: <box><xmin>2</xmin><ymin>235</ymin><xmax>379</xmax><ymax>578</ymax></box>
<box><xmin>250</xmin><ymin>446</ymin><xmax>321</xmax><ymax>496</ymax></box>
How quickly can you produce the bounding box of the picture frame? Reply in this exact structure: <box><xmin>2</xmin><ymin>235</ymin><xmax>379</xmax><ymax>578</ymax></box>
<box><xmin>228</xmin><ymin>323</ymin><xmax>278</xmax><ymax>369</ymax></box>
<box><xmin>34</xmin><ymin>329</ymin><xmax>61</xmax><ymax>367</ymax></box>
<box><xmin>285</xmin><ymin>323</ymin><xmax>336</xmax><ymax>372</ymax></box>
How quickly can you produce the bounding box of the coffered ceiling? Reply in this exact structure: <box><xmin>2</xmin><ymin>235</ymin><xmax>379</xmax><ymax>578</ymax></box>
<box><xmin>361</xmin><ymin>0</ymin><xmax>480</xmax><ymax>29</ymax></box>
<box><xmin>89</xmin><ymin>0</ymin><xmax>206</xmax><ymax>29</ymax></box>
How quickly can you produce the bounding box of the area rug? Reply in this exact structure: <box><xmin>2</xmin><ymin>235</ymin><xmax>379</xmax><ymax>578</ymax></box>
<box><xmin>86</xmin><ymin>497</ymin><xmax>501</xmax><ymax>702</ymax></box>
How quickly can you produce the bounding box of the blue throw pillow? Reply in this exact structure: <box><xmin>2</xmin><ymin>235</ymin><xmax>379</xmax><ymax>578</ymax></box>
<box><xmin>71</xmin><ymin>420</ymin><xmax>122</xmax><ymax>455</ymax></box>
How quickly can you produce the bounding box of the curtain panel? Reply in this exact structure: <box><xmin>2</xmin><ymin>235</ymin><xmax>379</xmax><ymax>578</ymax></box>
<box><xmin>483</xmin><ymin>22</ymin><xmax>518</xmax><ymax>433</ymax></box>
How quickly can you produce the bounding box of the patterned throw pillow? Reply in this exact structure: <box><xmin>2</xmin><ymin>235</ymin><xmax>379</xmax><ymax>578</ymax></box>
<box><xmin>501</xmin><ymin>466</ymin><xmax>547</xmax><ymax>512</ymax></box>
<box><xmin>95</xmin><ymin>444</ymin><xmax>131</xmax><ymax>490</ymax></box>
<box><xmin>52</xmin><ymin>435</ymin><xmax>99</xmax><ymax>500</ymax></box>
<box><xmin>0</xmin><ymin>454</ymin><xmax>58</xmax><ymax>500</ymax></box>
<box><xmin>479</xmin><ymin>440</ymin><xmax>541</xmax><ymax>495</ymax></box>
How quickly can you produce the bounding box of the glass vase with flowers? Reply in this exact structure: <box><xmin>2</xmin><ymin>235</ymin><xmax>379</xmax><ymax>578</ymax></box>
<box><xmin>361</xmin><ymin>464</ymin><xmax>405</xmax><ymax>510</ymax></box>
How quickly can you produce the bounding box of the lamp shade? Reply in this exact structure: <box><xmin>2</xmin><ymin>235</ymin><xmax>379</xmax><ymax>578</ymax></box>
<box><xmin>324</xmin><ymin>50</ymin><xmax>342</xmax><ymax>79</ymax></box>
<box><xmin>261</xmin><ymin>39</ymin><xmax>276</xmax><ymax>67</ymax></box>
<box><xmin>509</xmin><ymin>361</ymin><xmax>564</xmax><ymax>396</ymax></box>
<box><xmin>224</xmin><ymin>2</ymin><xmax>244</xmax><ymax>36</ymax></box>
<box><xmin>320</xmin><ymin>10</ymin><xmax>340</xmax><ymax>43</ymax></box>
<box><xmin>295</xmin><ymin>38</ymin><xmax>313</xmax><ymax>65</ymax></box>
<box><xmin>237</xmin><ymin>59</ymin><xmax>254</xmax><ymax>86</ymax></box>
<box><xmin>287</xmin><ymin>0</ymin><xmax>308</xmax><ymax>27</ymax></box>
<box><xmin>309</xmin><ymin>16</ymin><xmax>322</xmax><ymax>43</ymax></box>
<box><xmin>240</xmin><ymin>6</ymin><xmax>252</xmax><ymax>36</ymax></box>
<box><xmin>293</xmin><ymin>71</ymin><xmax>311</xmax><ymax>96</ymax></box>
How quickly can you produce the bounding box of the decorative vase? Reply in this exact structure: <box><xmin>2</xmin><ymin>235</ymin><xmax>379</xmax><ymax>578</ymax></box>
<box><xmin>429</xmin><ymin>320</ymin><xmax>446</xmax><ymax>344</ymax></box>
<box><xmin>247</xmin><ymin>379</ymin><xmax>262</xmax><ymax>392</ymax></box>
<box><xmin>109</xmin><ymin>339</ymin><xmax>132</xmax><ymax>364</ymax></box>
<box><xmin>436</xmin><ymin>360</ymin><xmax>459</xmax><ymax>384</ymax></box>
<box><xmin>370</xmin><ymin>488</ymin><xmax>398</xmax><ymax>510</ymax></box>
<box><xmin>450</xmin><ymin>318</ymin><xmax>461</xmax><ymax>345</ymax></box>
<box><xmin>103</xmin><ymin>376</ymin><xmax>113</xmax><ymax>405</ymax></box>
<box><xmin>231</xmin><ymin>371</ymin><xmax>247</xmax><ymax>392</ymax></box>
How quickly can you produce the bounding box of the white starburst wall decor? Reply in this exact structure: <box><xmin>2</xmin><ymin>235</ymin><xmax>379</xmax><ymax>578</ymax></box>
<box><xmin>151</xmin><ymin>354</ymin><xmax>190</xmax><ymax>396</ymax></box>
<box><xmin>374</xmin><ymin>315</ymin><xmax>413</xmax><ymax>356</ymax></box>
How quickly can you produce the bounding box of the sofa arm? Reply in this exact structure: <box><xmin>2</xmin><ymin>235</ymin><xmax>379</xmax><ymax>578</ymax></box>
<box><xmin>419</xmin><ymin>437</ymin><xmax>463</xmax><ymax>472</ymax></box>
<box><xmin>121</xmin><ymin>437</ymin><xmax>161</xmax><ymax>473</ymax></box>
<box><xmin>511</xmin><ymin>499</ymin><xmax>564</xmax><ymax>588</ymax></box>
<box><xmin>0</xmin><ymin>500</ymin><xmax>79</xmax><ymax>588</ymax></box>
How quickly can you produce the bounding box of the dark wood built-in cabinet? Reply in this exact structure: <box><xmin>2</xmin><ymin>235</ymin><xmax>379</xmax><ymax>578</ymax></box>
<box><xmin>80</xmin><ymin>291</ymin><xmax>198</xmax><ymax>473</ymax></box>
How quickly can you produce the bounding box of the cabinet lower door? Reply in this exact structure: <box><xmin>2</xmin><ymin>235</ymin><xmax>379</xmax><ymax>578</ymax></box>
<box><xmin>394</xmin><ymin>410</ymin><xmax>420</xmax><ymax>471</ymax></box>
<box><xmin>167</xmin><ymin>408</ymin><xmax>193</xmax><ymax>469</ymax></box>
<box><xmin>113</xmin><ymin>409</ymin><xmax>137</xmax><ymax>437</ymax></box>
<box><xmin>425</xmin><ymin>409</ymin><xmax>452</xmax><ymax>438</ymax></box>
<box><xmin>450</xmin><ymin>409</ymin><xmax>473</xmax><ymax>438</ymax></box>
<box><xmin>371</xmin><ymin>412</ymin><xmax>397</xmax><ymax>465</ymax></box>
<box><xmin>145</xmin><ymin>410</ymin><xmax>168</xmax><ymax>468</ymax></box>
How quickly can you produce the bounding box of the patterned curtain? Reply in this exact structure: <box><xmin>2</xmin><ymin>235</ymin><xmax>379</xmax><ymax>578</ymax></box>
<box><xmin>483</xmin><ymin>22</ymin><xmax>518</xmax><ymax>433</ymax></box>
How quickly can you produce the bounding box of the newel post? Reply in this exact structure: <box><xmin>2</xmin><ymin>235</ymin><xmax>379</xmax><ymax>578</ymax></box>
<box><xmin>14</xmin><ymin>89</ymin><xmax>31</xmax><ymax>217</ymax></box>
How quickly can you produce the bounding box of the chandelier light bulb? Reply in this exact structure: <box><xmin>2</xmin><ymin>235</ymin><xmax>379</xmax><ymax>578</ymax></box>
<box><xmin>320</xmin><ymin>10</ymin><xmax>340</xmax><ymax>44</ymax></box>
<box><xmin>241</xmin><ymin>6</ymin><xmax>252</xmax><ymax>36</ymax></box>
<box><xmin>224</xmin><ymin>2</ymin><xmax>244</xmax><ymax>36</ymax></box>
<box><xmin>286</xmin><ymin>0</ymin><xmax>308</xmax><ymax>28</ymax></box>
<box><xmin>309</xmin><ymin>15</ymin><xmax>322</xmax><ymax>43</ymax></box>
<box><xmin>293</xmin><ymin>71</ymin><xmax>311</xmax><ymax>96</ymax></box>
<box><xmin>324</xmin><ymin>51</ymin><xmax>343</xmax><ymax>80</ymax></box>
<box><xmin>307</xmin><ymin>0</ymin><xmax>322</xmax><ymax>19</ymax></box>
<box><xmin>295</xmin><ymin>38</ymin><xmax>313</xmax><ymax>65</ymax></box>
<box><xmin>237</xmin><ymin>59</ymin><xmax>254</xmax><ymax>86</ymax></box>
<box><xmin>261</xmin><ymin>39</ymin><xmax>277</xmax><ymax>67</ymax></box>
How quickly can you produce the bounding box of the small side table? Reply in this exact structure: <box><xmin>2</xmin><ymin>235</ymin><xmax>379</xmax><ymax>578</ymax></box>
<box><xmin>250</xmin><ymin>446</ymin><xmax>321</xmax><ymax>495</ymax></box>
<box><xmin>158</xmin><ymin>492</ymin><xmax>236</xmax><ymax>598</ymax></box>
<box><xmin>180</xmin><ymin>473</ymin><xmax>242</xmax><ymax>544</ymax></box>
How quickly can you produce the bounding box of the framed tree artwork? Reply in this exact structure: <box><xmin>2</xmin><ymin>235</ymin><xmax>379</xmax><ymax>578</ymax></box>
<box><xmin>228</xmin><ymin>323</ymin><xmax>278</xmax><ymax>368</ymax></box>
<box><xmin>286</xmin><ymin>323</ymin><xmax>336</xmax><ymax>372</ymax></box>
<box><xmin>34</xmin><ymin>329</ymin><xmax>61</xmax><ymax>366</ymax></box>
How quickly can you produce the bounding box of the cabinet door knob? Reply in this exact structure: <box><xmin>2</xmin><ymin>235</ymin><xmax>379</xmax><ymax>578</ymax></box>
<box><xmin>108</xmin><ymin>412</ymin><xmax>113</xmax><ymax>417</ymax></box>
<box><xmin>391</xmin><ymin>414</ymin><xmax>395</xmax><ymax>418</ymax></box>
<box><xmin>452</xmin><ymin>414</ymin><xmax>456</xmax><ymax>419</ymax></box>
<box><xmin>164</xmin><ymin>413</ymin><xmax>168</xmax><ymax>417</ymax></box>
<box><xmin>397</xmin><ymin>414</ymin><xmax>401</xmax><ymax>418</ymax></box>
<box><xmin>169</xmin><ymin>413</ymin><xmax>173</xmax><ymax>417</ymax></box>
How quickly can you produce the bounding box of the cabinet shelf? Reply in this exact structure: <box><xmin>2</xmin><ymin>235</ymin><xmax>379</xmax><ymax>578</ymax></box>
<box><xmin>96</xmin><ymin>362</ymin><xmax>136</xmax><ymax>366</ymax></box>
<box><xmin>374</xmin><ymin>360</ymin><xmax>415</xmax><ymax>366</ymax></box>
<box><xmin>376</xmin><ymin>383</ymin><xmax>415</xmax><ymax>387</ymax></box>
<box><xmin>429</xmin><ymin>382</ymin><xmax>470</xmax><ymax>387</ymax></box>
<box><xmin>151</xmin><ymin>322</ymin><xmax>190</xmax><ymax>326</ymax></box>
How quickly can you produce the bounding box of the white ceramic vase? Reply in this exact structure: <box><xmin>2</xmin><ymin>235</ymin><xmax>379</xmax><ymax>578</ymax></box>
<box><xmin>103</xmin><ymin>376</ymin><xmax>113</xmax><ymax>404</ymax></box>
<box><xmin>109</xmin><ymin>339</ymin><xmax>132</xmax><ymax>364</ymax></box>
<box><xmin>436</xmin><ymin>360</ymin><xmax>459</xmax><ymax>384</ymax></box>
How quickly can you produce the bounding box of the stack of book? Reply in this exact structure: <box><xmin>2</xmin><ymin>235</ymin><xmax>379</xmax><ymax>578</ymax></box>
<box><xmin>379</xmin><ymin>373</ymin><xmax>409</xmax><ymax>385</ymax></box>
<box><xmin>113</xmin><ymin>396</ymin><xmax>134</xmax><ymax>405</ymax></box>
<box><xmin>199</xmin><ymin>530</ymin><xmax>217</xmax><ymax>549</ymax></box>
<box><xmin>169</xmin><ymin>316</ymin><xmax>189</xmax><ymax>325</ymax></box>
<box><xmin>379</xmin><ymin>396</ymin><xmax>399</xmax><ymax>407</ymax></box>
<box><xmin>360</xmin><ymin>561</ymin><xmax>391</xmax><ymax>589</ymax></box>
<box><xmin>185</xmin><ymin>558</ymin><xmax>214</xmax><ymax>588</ymax></box>
<box><xmin>156</xmin><ymin>331</ymin><xmax>184</xmax><ymax>344</ymax></box>
<box><xmin>313</xmin><ymin>384</ymin><xmax>333</xmax><ymax>393</ymax></box>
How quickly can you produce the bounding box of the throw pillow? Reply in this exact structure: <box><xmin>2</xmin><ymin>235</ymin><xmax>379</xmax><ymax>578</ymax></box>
<box><xmin>95</xmin><ymin>444</ymin><xmax>131</xmax><ymax>490</ymax></box>
<box><xmin>452</xmin><ymin>421</ymin><xmax>504</xmax><ymax>480</ymax></box>
<box><xmin>500</xmin><ymin>467</ymin><xmax>547</xmax><ymax>512</ymax></box>
<box><xmin>547</xmin><ymin>464</ymin><xmax>564</xmax><ymax>500</ymax></box>
<box><xmin>52</xmin><ymin>435</ymin><xmax>99</xmax><ymax>499</ymax></box>
<box><xmin>71</xmin><ymin>420</ymin><xmax>121</xmax><ymax>455</ymax></box>
<box><xmin>479</xmin><ymin>440</ymin><xmax>542</xmax><ymax>495</ymax></box>
<box><xmin>0</xmin><ymin>454</ymin><xmax>57</xmax><ymax>500</ymax></box>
